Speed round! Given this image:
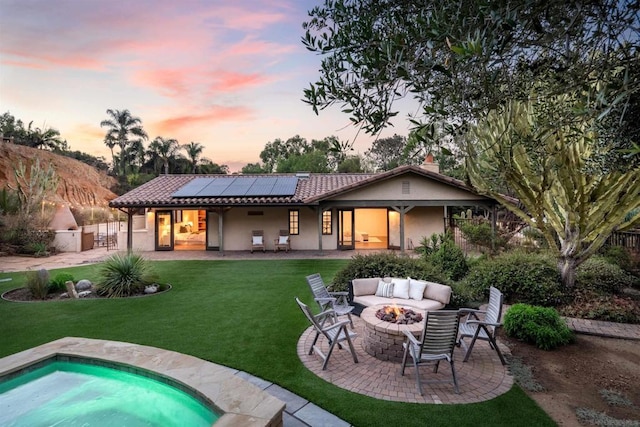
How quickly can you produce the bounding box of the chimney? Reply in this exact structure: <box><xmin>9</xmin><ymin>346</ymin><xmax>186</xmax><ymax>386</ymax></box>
<box><xmin>420</xmin><ymin>153</ymin><xmax>439</xmax><ymax>173</ymax></box>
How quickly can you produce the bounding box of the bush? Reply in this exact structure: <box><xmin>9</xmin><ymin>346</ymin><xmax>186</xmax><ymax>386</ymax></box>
<box><xmin>463</xmin><ymin>250</ymin><xmax>564</xmax><ymax>306</ymax></box>
<box><xmin>331</xmin><ymin>252</ymin><xmax>447</xmax><ymax>292</ymax></box>
<box><xmin>49</xmin><ymin>272</ymin><xmax>75</xmax><ymax>293</ymax></box>
<box><xmin>26</xmin><ymin>269</ymin><xmax>50</xmax><ymax>300</ymax></box>
<box><xmin>576</xmin><ymin>256</ymin><xmax>638</xmax><ymax>294</ymax></box>
<box><xmin>416</xmin><ymin>231</ymin><xmax>468</xmax><ymax>281</ymax></box>
<box><xmin>457</xmin><ymin>219</ymin><xmax>509</xmax><ymax>254</ymax></box>
<box><xmin>598</xmin><ymin>245</ymin><xmax>634</xmax><ymax>272</ymax></box>
<box><xmin>97</xmin><ymin>252</ymin><xmax>152</xmax><ymax>298</ymax></box>
<box><xmin>504</xmin><ymin>303</ymin><xmax>575</xmax><ymax>350</ymax></box>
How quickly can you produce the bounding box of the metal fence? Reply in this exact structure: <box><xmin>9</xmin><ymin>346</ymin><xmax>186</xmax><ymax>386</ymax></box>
<box><xmin>444</xmin><ymin>217</ymin><xmax>640</xmax><ymax>254</ymax></box>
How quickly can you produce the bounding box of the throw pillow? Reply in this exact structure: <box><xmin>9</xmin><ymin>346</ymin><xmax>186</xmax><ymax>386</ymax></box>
<box><xmin>375</xmin><ymin>280</ymin><xmax>394</xmax><ymax>298</ymax></box>
<box><xmin>392</xmin><ymin>278</ymin><xmax>410</xmax><ymax>299</ymax></box>
<box><xmin>278</xmin><ymin>235</ymin><xmax>289</xmax><ymax>244</ymax></box>
<box><xmin>252</xmin><ymin>236</ymin><xmax>262</xmax><ymax>245</ymax></box>
<box><xmin>408</xmin><ymin>278</ymin><xmax>427</xmax><ymax>301</ymax></box>
<box><xmin>179</xmin><ymin>226</ymin><xmax>187</xmax><ymax>233</ymax></box>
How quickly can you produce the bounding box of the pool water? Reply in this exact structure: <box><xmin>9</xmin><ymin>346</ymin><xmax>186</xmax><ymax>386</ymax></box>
<box><xmin>0</xmin><ymin>360</ymin><xmax>218</xmax><ymax>426</ymax></box>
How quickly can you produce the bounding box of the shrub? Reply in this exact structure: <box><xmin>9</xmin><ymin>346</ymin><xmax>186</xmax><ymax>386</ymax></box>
<box><xmin>49</xmin><ymin>272</ymin><xmax>75</xmax><ymax>293</ymax></box>
<box><xmin>448</xmin><ymin>281</ymin><xmax>478</xmax><ymax>309</ymax></box>
<box><xmin>463</xmin><ymin>250</ymin><xmax>564</xmax><ymax>306</ymax></box>
<box><xmin>331</xmin><ymin>252</ymin><xmax>447</xmax><ymax>292</ymax></box>
<box><xmin>416</xmin><ymin>231</ymin><xmax>468</xmax><ymax>281</ymax></box>
<box><xmin>97</xmin><ymin>252</ymin><xmax>152</xmax><ymax>298</ymax></box>
<box><xmin>504</xmin><ymin>303</ymin><xmax>575</xmax><ymax>350</ymax></box>
<box><xmin>576</xmin><ymin>256</ymin><xmax>638</xmax><ymax>295</ymax></box>
<box><xmin>26</xmin><ymin>269</ymin><xmax>50</xmax><ymax>300</ymax></box>
<box><xmin>598</xmin><ymin>245</ymin><xmax>634</xmax><ymax>272</ymax></box>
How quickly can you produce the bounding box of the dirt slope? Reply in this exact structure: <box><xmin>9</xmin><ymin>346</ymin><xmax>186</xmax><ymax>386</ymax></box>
<box><xmin>0</xmin><ymin>143</ymin><xmax>117</xmax><ymax>206</ymax></box>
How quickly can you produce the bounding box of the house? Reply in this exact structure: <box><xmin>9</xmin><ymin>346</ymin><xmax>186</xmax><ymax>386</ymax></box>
<box><xmin>108</xmin><ymin>159</ymin><xmax>500</xmax><ymax>253</ymax></box>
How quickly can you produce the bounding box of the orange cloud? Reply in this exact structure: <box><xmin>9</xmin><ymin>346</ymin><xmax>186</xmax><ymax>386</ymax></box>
<box><xmin>154</xmin><ymin>106</ymin><xmax>253</xmax><ymax>135</ymax></box>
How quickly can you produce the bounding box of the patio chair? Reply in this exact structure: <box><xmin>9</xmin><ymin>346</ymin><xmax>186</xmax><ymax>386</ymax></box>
<box><xmin>274</xmin><ymin>229</ymin><xmax>290</xmax><ymax>252</ymax></box>
<box><xmin>306</xmin><ymin>273</ymin><xmax>354</xmax><ymax>329</ymax></box>
<box><xmin>250</xmin><ymin>230</ymin><xmax>265</xmax><ymax>253</ymax></box>
<box><xmin>457</xmin><ymin>286</ymin><xmax>507</xmax><ymax>365</ymax></box>
<box><xmin>295</xmin><ymin>297</ymin><xmax>358</xmax><ymax>370</ymax></box>
<box><xmin>400</xmin><ymin>310</ymin><xmax>461</xmax><ymax>395</ymax></box>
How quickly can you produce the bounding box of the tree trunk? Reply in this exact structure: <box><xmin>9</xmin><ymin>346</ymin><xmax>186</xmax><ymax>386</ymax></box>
<box><xmin>558</xmin><ymin>256</ymin><xmax>577</xmax><ymax>289</ymax></box>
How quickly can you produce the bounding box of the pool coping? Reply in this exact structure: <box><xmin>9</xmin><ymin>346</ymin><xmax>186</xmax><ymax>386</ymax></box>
<box><xmin>0</xmin><ymin>337</ymin><xmax>285</xmax><ymax>427</ymax></box>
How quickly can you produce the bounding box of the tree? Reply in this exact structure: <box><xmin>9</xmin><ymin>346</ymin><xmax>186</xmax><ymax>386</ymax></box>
<box><xmin>365</xmin><ymin>134</ymin><xmax>409</xmax><ymax>171</ymax></box>
<box><xmin>149</xmin><ymin>137</ymin><xmax>179</xmax><ymax>175</ymax></box>
<box><xmin>467</xmin><ymin>99</ymin><xmax>640</xmax><ymax>289</ymax></box>
<box><xmin>241</xmin><ymin>163</ymin><xmax>266</xmax><ymax>174</ymax></box>
<box><xmin>25</xmin><ymin>122</ymin><xmax>65</xmax><ymax>150</ymax></box>
<box><xmin>104</xmin><ymin>134</ymin><xmax>117</xmax><ymax>173</ymax></box>
<box><xmin>259</xmin><ymin>135</ymin><xmax>311</xmax><ymax>173</ymax></box>
<box><xmin>183</xmin><ymin>141</ymin><xmax>204</xmax><ymax>173</ymax></box>
<box><xmin>199</xmin><ymin>158</ymin><xmax>228</xmax><ymax>174</ymax></box>
<box><xmin>276</xmin><ymin>150</ymin><xmax>330</xmax><ymax>173</ymax></box>
<box><xmin>302</xmin><ymin>1</ymin><xmax>639</xmax><ymax>140</ymax></box>
<box><xmin>337</xmin><ymin>155</ymin><xmax>364</xmax><ymax>173</ymax></box>
<box><xmin>100</xmin><ymin>109</ymin><xmax>148</xmax><ymax>177</ymax></box>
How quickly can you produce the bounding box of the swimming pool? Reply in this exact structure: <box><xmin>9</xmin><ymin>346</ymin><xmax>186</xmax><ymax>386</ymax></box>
<box><xmin>0</xmin><ymin>337</ymin><xmax>285</xmax><ymax>427</ymax></box>
<box><xmin>0</xmin><ymin>359</ymin><xmax>217</xmax><ymax>426</ymax></box>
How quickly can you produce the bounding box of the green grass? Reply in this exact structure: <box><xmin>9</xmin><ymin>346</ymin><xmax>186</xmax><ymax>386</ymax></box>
<box><xmin>0</xmin><ymin>260</ymin><xmax>555</xmax><ymax>427</ymax></box>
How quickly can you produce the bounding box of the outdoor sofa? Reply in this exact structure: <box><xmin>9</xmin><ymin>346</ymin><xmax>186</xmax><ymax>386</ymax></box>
<box><xmin>348</xmin><ymin>277</ymin><xmax>452</xmax><ymax>315</ymax></box>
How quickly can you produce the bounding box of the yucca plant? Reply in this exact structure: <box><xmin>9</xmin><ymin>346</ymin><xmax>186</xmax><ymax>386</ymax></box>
<box><xmin>97</xmin><ymin>252</ymin><xmax>151</xmax><ymax>298</ymax></box>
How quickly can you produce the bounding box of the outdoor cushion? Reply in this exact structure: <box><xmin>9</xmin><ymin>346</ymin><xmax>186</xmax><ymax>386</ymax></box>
<box><xmin>278</xmin><ymin>236</ymin><xmax>289</xmax><ymax>244</ymax></box>
<box><xmin>352</xmin><ymin>278</ymin><xmax>381</xmax><ymax>296</ymax></box>
<box><xmin>408</xmin><ymin>278</ymin><xmax>428</xmax><ymax>301</ymax></box>
<box><xmin>375</xmin><ymin>281</ymin><xmax>394</xmax><ymax>298</ymax></box>
<box><xmin>424</xmin><ymin>281</ymin><xmax>452</xmax><ymax>305</ymax></box>
<box><xmin>353</xmin><ymin>295</ymin><xmax>445</xmax><ymax>311</ymax></box>
<box><xmin>392</xmin><ymin>278</ymin><xmax>410</xmax><ymax>299</ymax></box>
<box><xmin>252</xmin><ymin>236</ymin><xmax>263</xmax><ymax>245</ymax></box>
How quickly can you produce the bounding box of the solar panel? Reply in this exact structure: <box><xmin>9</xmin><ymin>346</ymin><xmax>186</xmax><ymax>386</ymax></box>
<box><xmin>220</xmin><ymin>177</ymin><xmax>257</xmax><ymax>196</ymax></box>
<box><xmin>172</xmin><ymin>176</ymin><xmax>299</xmax><ymax>198</ymax></box>
<box><xmin>271</xmin><ymin>177</ymin><xmax>299</xmax><ymax>195</ymax></box>
<box><xmin>244</xmin><ymin>177</ymin><xmax>278</xmax><ymax>196</ymax></box>
<box><xmin>197</xmin><ymin>178</ymin><xmax>234</xmax><ymax>197</ymax></box>
<box><xmin>171</xmin><ymin>177</ymin><xmax>212</xmax><ymax>197</ymax></box>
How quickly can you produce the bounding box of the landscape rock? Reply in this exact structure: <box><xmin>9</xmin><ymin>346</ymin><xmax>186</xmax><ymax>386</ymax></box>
<box><xmin>78</xmin><ymin>290</ymin><xmax>92</xmax><ymax>298</ymax></box>
<box><xmin>144</xmin><ymin>285</ymin><xmax>158</xmax><ymax>294</ymax></box>
<box><xmin>75</xmin><ymin>279</ymin><xmax>92</xmax><ymax>291</ymax></box>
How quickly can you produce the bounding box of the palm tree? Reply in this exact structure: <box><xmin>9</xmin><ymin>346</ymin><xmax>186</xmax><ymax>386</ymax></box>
<box><xmin>149</xmin><ymin>136</ymin><xmax>179</xmax><ymax>175</ymax></box>
<box><xmin>183</xmin><ymin>141</ymin><xmax>204</xmax><ymax>173</ymax></box>
<box><xmin>100</xmin><ymin>109</ymin><xmax>148</xmax><ymax>177</ymax></box>
<box><xmin>104</xmin><ymin>134</ymin><xmax>117</xmax><ymax>173</ymax></box>
<box><xmin>26</xmin><ymin>121</ymin><xmax>64</xmax><ymax>150</ymax></box>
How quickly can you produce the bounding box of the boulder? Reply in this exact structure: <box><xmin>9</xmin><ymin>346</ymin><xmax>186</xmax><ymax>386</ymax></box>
<box><xmin>144</xmin><ymin>285</ymin><xmax>158</xmax><ymax>294</ymax></box>
<box><xmin>75</xmin><ymin>280</ymin><xmax>92</xmax><ymax>291</ymax></box>
<box><xmin>78</xmin><ymin>290</ymin><xmax>92</xmax><ymax>298</ymax></box>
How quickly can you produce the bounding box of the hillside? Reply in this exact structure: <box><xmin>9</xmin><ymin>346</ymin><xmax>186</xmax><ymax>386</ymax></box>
<box><xmin>0</xmin><ymin>143</ymin><xmax>117</xmax><ymax>207</ymax></box>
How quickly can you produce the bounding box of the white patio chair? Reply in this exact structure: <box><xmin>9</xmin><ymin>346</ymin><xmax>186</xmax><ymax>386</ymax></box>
<box><xmin>400</xmin><ymin>310</ymin><xmax>461</xmax><ymax>395</ymax></box>
<box><xmin>457</xmin><ymin>286</ymin><xmax>507</xmax><ymax>365</ymax></box>
<box><xmin>306</xmin><ymin>273</ymin><xmax>354</xmax><ymax>328</ymax></box>
<box><xmin>295</xmin><ymin>297</ymin><xmax>358</xmax><ymax>370</ymax></box>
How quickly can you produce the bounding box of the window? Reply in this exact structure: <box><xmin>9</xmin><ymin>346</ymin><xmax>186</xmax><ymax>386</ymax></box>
<box><xmin>289</xmin><ymin>209</ymin><xmax>299</xmax><ymax>235</ymax></box>
<box><xmin>322</xmin><ymin>210</ymin><xmax>332</xmax><ymax>235</ymax></box>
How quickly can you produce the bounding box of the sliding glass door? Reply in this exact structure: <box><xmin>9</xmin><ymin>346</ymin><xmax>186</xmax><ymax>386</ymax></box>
<box><xmin>337</xmin><ymin>209</ymin><xmax>355</xmax><ymax>250</ymax></box>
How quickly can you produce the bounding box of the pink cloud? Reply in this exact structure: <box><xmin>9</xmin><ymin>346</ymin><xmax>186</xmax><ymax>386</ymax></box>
<box><xmin>154</xmin><ymin>106</ymin><xmax>253</xmax><ymax>135</ymax></box>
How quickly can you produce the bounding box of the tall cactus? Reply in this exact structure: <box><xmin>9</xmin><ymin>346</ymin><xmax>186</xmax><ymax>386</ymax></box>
<box><xmin>467</xmin><ymin>100</ymin><xmax>640</xmax><ymax>288</ymax></box>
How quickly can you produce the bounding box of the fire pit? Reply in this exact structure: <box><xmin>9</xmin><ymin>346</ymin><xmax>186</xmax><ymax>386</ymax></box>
<box><xmin>375</xmin><ymin>305</ymin><xmax>423</xmax><ymax>324</ymax></box>
<box><xmin>361</xmin><ymin>305</ymin><xmax>425</xmax><ymax>363</ymax></box>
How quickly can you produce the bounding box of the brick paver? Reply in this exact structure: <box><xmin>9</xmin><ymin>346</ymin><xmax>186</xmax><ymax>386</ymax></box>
<box><xmin>298</xmin><ymin>316</ymin><xmax>513</xmax><ymax>404</ymax></box>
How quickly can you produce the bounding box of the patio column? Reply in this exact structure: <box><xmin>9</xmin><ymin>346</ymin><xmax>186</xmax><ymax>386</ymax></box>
<box><xmin>317</xmin><ymin>207</ymin><xmax>323</xmax><ymax>254</ymax></box>
<box><xmin>218</xmin><ymin>208</ymin><xmax>224</xmax><ymax>254</ymax></box>
<box><xmin>126</xmin><ymin>208</ymin><xmax>133</xmax><ymax>253</ymax></box>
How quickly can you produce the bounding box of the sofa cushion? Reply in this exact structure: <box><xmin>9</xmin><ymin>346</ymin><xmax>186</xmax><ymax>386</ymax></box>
<box><xmin>408</xmin><ymin>278</ymin><xmax>428</xmax><ymax>301</ymax></box>
<box><xmin>352</xmin><ymin>278</ymin><xmax>381</xmax><ymax>296</ymax></box>
<box><xmin>353</xmin><ymin>295</ymin><xmax>445</xmax><ymax>311</ymax></box>
<box><xmin>391</xmin><ymin>278</ymin><xmax>410</xmax><ymax>299</ymax></box>
<box><xmin>424</xmin><ymin>281</ymin><xmax>452</xmax><ymax>305</ymax></box>
<box><xmin>375</xmin><ymin>281</ymin><xmax>394</xmax><ymax>298</ymax></box>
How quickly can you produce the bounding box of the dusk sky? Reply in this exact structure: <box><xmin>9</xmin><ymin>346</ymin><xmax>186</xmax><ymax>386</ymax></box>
<box><xmin>0</xmin><ymin>0</ymin><xmax>412</xmax><ymax>172</ymax></box>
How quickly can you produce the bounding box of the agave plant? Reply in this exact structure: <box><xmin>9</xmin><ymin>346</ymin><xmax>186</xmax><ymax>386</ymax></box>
<box><xmin>97</xmin><ymin>252</ymin><xmax>151</xmax><ymax>298</ymax></box>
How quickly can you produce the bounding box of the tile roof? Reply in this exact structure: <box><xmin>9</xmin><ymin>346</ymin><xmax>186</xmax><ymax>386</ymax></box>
<box><xmin>109</xmin><ymin>166</ymin><xmax>496</xmax><ymax>209</ymax></box>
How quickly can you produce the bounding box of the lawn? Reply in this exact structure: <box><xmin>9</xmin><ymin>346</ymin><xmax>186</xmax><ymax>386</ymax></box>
<box><xmin>0</xmin><ymin>259</ymin><xmax>555</xmax><ymax>427</ymax></box>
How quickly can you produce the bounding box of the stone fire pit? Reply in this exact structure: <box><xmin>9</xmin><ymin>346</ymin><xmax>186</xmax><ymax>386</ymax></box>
<box><xmin>361</xmin><ymin>305</ymin><xmax>425</xmax><ymax>363</ymax></box>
